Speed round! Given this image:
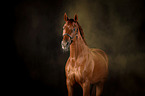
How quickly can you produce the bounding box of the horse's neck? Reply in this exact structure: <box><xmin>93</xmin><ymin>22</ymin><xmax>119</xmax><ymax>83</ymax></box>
<box><xmin>70</xmin><ymin>32</ymin><xmax>88</xmax><ymax>60</ymax></box>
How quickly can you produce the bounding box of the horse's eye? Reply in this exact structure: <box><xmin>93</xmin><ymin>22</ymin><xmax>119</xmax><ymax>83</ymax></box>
<box><xmin>73</xmin><ymin>28</ymin><xmax>75</xmax><ymax>31</ymax></box>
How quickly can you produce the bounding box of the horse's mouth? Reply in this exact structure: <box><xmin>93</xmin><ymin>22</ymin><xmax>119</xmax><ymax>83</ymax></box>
<box><xmin>62</xmin><ymin>44</ymin><xmax>69</xmax><ymax>51</ymax></box>
<box><xmin>61</xmin><ymin>41</ymin><xmax>70</xmax><ymax>51</ymax></box>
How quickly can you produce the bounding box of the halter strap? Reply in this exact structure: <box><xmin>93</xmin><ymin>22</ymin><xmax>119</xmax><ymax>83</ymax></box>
<box><xmin>63</xmin><ymin>33</ymin><xmax>73</xmax><ymax>39</ymax></box>
<box><xmin>63</xmin><ymin>29</ymin><xmax>78</xmax><ymax>44</ymax></box>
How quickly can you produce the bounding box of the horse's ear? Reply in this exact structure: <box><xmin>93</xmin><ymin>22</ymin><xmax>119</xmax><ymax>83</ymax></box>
<box><xmin>74</xmin><ymin>14</ymin><xmax>78</xmax><ymax>21</ymax></box>
<box><xmin>64</xmin><ymin>13</ymin><xmax>68</xmax><ymax>21</ymax></box>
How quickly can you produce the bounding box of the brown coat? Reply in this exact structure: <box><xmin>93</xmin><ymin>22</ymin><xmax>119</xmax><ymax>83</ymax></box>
<box><xmin>62</xmin><ymin>13</ymin><xmax>108</xmax><ymax>96</ymax></box>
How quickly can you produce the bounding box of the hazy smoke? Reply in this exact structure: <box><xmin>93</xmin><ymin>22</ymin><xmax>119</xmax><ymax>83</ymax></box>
<box><xmin>59</xmin><ymin>0</ymin><xmax>145</xmax><ymax>95</ymax></box>
<box><xmin>14</xmin><ymin>0</ymin><xmax>145</xmax><ymax>95</ymax></box>
<box><xmin>60</xmin><ymin>0</ymin><xmax>145</xmax><ymax>74</ymax></box>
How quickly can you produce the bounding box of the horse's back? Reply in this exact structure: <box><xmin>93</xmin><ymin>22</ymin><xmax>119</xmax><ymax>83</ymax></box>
<box><xmin>91</xmin><ymin>48</ymin><xmax>108</xmax><ymax>64</ymax></box>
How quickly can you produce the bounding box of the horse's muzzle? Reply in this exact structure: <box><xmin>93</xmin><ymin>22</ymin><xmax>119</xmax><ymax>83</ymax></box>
<box><xmin>61</xmin><ymin>40</ymin><xmax>70</xmax><ymax>51</ymax></box>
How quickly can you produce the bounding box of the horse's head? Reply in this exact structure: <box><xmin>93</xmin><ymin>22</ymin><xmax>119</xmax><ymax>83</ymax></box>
<box><xmin>61</xmin><ymin>13</ymin><xmax>79</xmax><ymax>51</ymax></box>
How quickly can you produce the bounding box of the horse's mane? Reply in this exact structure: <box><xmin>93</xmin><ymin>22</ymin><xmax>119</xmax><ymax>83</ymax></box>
<box><xmin>76</xmin><ymin>22</ymin><xmax>87</xmax><ymax>45</ymax></box>
<box><xmin>68</xmin><ymin>19</ymin><xmax>87</xmax><ymax>45</ymax></box>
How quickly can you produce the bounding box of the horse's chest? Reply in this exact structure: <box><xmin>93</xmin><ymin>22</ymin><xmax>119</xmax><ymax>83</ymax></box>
<box><xmin>66</xmin><ymin>65</ymin><xmax>83</xmax><ymax>83</ymax></box>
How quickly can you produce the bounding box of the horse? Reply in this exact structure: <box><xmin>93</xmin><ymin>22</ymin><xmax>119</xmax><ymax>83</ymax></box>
<box><xmin>61</xmin><ymin>13</ymin><xmax>108</xmax><ymax>96</ymax></box>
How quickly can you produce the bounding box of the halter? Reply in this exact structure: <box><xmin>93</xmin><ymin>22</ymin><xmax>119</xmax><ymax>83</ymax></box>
<box><xmin>63</xmin><ymin>28</ymin><xmax>78</xmax><ymax>44</ymax></box>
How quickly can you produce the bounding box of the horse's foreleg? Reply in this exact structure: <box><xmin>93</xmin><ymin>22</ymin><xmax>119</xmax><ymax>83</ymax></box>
<box><xmin>66</xmin><ymin>79</ymin><xmax>73</xmax><ymax>96</ymax></box>
<box><xmin>96</xmin><ymin>82</ymin><xmax>104</xmax><ymax>96</ymax></box>
<box><xmin>83</xmin><ymin>80</ymin><xmax>90</xmax><ymax>96</ymax></box>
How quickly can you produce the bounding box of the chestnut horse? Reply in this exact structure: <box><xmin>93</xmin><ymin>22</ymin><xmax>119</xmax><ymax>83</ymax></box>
<box><xmin>61</xmin><ymin>13</ymin><xmax>108</xmax><ymax>96</ymax></box>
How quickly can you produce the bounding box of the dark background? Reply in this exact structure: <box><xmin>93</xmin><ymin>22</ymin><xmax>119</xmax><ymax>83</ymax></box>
<box><xmin>4</xmin><ymin>0</ymin><xmax>145</xmax><ymax>95</ymax></box>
